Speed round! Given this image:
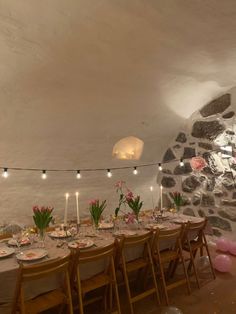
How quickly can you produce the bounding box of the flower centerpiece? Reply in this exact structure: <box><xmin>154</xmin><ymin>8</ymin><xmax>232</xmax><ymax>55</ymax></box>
<box><xmin>114</xmin><ymin>181</ymin><xmax>143</xmax><ymax>222</ymax></box>
<box><xmin>169</xmin><ymin>192</ymin><xmax>183</xmax><ymax>212</ymax></box>
<box><xmin>89</xmin><ymin>199</ymin><xmax>106</xmax><ymax>229</ymax></box>
<box><xmin>33</xmin><ymin>206</ymin><xmax>54</xmax><ymax>242</ymax></box>
<box><xmin>126</xmin><ymin>191</ymin><xmax>143</xmax><ymax>222</ymax></box>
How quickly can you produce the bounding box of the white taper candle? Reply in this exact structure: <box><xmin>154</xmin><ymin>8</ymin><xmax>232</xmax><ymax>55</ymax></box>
<box><xmin>75</xmin><ymin>191</ymin><xmax>80</xmax><ymax>225</ymax></box>
<box><xmin>64</xmin><ymin>193</ymin><xmax>69</xmax><ymax>226</ymax></box>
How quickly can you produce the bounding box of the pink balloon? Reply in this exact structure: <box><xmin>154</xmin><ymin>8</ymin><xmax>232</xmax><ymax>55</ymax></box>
<box><xmin>216</xmin><ymin>238</ymin><xmax>229</xmax><ymax>252</ymax></box>
<box><xmin>214</xmin><ymin>254</ymin><xmax>232</xmax><ymax>272</ymax></box>
<box><xmin>228</xmin><ymin>241</ymin><xmax>236</xmax><ymax>256</ymax></box>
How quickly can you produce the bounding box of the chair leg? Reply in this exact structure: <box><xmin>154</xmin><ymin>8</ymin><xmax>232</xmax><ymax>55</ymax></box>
<box><xmin>147</xmin><ymin>246</ymin><xmax>160</xmax><ymax>305</ymax></box>
<box><xmin>156</xmin><ymin>256</ymin><xmax>169</xmax><ymax>305</ymax></box>
<box><xmin>189</xmin><ymin>248</ymin><xmax>201</xmax><ymax>289</ymax></box>
<box><xmin>121</xmin><ymin>255</ymin><xmax>134</xmax><ymax>314</ymax></box>
<box><xmin>77</xmin><ymin>269</ymin><xmax>84</xmax><ymax>314</ymax></box>
<box><xmin>179</xmin><ymin>244</ymin><xmax>191</xmax><ymax>295</ymax></box>
<box><xmin>111</xmin><ymin>259</ymin><xmax>121</xmax><ymax>314</ymax></box>
<box><xmin>65</xmin><ymin>272</ymin><xmax>74</xmax><ymax>314</ymax></box>
<box><xmin>204</xmin><ymin>240</ymin><xmax>216</xmax><ymax>280</ymax></box>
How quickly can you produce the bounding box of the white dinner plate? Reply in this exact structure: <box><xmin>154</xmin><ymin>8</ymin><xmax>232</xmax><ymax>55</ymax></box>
<box><xmin>68</xmin><ymin>238</ymin><xmax>94</xmax><ymax>249</ymax></box>
<box><xmin>98</xmin><ymin>222</ymin><xmax>114</xmax><ymax>230</ymax></box>
<box><xmin>145</xmin><ymin>223</ymin><xmax>166</xmax><ymax>230</ymax></box>
<box><xmin>8</xmin><ymin>237</ymin><xmax>30</xmax><ymax>246</ymax></box>
<box><xmin>113</xmin><ymin>230</ymin><xmax>137</xmax><ymax>237</ymax></box>
<box><xmin>0</xmin><ymin>246</ymin><xmax>15</xmax><ymax>258</ymax></box>
<box><xmin>16</xmin><ymin>248</ymin><xmax>48</xmax><ymax>261</ymax></box>
<box><xmin>49</xmin><ymin>230</ymin><xmax>71</xmax><ymax>238</ymax></box>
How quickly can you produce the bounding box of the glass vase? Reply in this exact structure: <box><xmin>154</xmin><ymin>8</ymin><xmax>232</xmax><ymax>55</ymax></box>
<box><xmin>38</xmin><ymin>228</ymin><xmax>46</xmax><ymax>247</ymax></box>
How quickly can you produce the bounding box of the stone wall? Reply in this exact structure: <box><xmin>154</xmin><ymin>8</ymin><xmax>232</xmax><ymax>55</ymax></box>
<box><xmin>157</xmin><ymin>93</ymin><xmax>236</xmax><ymax>237</ymax></box>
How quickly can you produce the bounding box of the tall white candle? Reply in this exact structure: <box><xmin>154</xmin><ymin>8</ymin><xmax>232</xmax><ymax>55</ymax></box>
<box><xmin>160</xmin><ymin>185</ymin><xmax>163</xmax><ymax>211</ymax></box>
<box><xmin>75</xmin><ymin>191</ymin><xmax>80</xmax><ymax>225</ymax></box>
<box><xmin>150</xmin><ymin>186</ymin><xmax>154</xmax><ymax>210</ymax></box>
<box><xmin>64</xmin><ymin>193</ymin><xmax>69</xmax><ymax>226</ymax></box>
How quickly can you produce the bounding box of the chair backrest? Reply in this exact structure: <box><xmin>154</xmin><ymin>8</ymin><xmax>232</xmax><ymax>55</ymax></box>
<box><xmin>12</xmin><ymin>253</ymin><xmax>72</xmax><ymax>314</ymax></box>
<box><xmin>120</xmin><ymin>231</ymin><xmax>153</xmax><ymax>248</ymax></box>
<box><xmin>153</xmin><ymin>226</ymin><xmax>183</xmax><ymax>252</ymax></box>
<box><xmin>76</xmin><ymin>241</ymin><xmax>116</xmax><ymax>264</ymax></box>
<box><xmin>184</xmin><ymin>218</ymin><xmax>207</xmax><ymax>244</ymax></box>
<box><xmin>20</xmin><ymin>253</ymin><xmax>72</xmax><ymax>282</ymax></box>
<box><xmin>117</xmin><ymin>231</ymin><xmax>153</xmax><ymax>264</ymax></box>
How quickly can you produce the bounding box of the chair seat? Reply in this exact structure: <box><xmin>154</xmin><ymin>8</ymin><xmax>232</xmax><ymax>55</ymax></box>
<box><xmin>81</xmin><ymin>273</ymin><xmax>111</xmax><ymax>294</ymax></box>
<box><xmin>25</xmin><ymin>289</ymin><xmax>67</xmax><ymax>313</ymax></box>
<box><xmin>125</xmin><ymin>258</ymin><xmax>148</xmax><ymax>273</ymax></box>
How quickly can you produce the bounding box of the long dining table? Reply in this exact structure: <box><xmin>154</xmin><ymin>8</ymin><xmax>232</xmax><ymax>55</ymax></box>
<box><xmin>0</xmin><ymin>212</ymin><xmax>205</xmax><ymax>314</ymax></box>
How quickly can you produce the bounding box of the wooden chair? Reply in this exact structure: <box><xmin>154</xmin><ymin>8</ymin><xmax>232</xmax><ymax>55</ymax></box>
<box><xmin>117</xmin><ymin>231</ymin><xmax>160</xmax><ymax>314</ymax></box>
<box><xmin>152</xmin><ymin>225</ymin><xmax>191</xmax><ymax>305</ymax></box>
<box><xmin>12</xmin><ymin>254</ymin><xmax>73</xmax><ymax>314</ymax></box>
<box><xmin>72</xmin><ymin>241</ymin><xmax>121</xmax><ymax>314</ymax></box>
<box><xmin>182</xmin><ymin>218</ymin><xmax>216</xmax><ymax>288</ymax></box>
<box><xmin>0</xmin><ymin>233</ymin><xmax>12</xmax><ymax>240</ymax></box>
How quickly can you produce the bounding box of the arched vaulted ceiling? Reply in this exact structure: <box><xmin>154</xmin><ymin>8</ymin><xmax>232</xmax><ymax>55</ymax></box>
<box><xmin>1</xmin><ymin>0</ymin><xmax>236</xmax><ymax>223</ymax></box>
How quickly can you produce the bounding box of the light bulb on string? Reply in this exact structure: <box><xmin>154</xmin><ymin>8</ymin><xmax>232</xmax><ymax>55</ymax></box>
<box><xmin>158</xmin><ymin>163</ymin><xmax>162</xmax><ymax>171</ymax></box>
<box><xmin>150</xmin><ymin>186</ymin><xmax>153</xmax><ymax>192</ymax></box>
<box><xmin>107</xmin><ymin>169</ymin><xmax>112</xmax><ymax>178</ymax></box>
<box><xmin>2</xmin><ymin>168</ymin><xmax>8</xmax><ymax>178</ymax></box>
<box><xmin>133</xmin><ymin>167</ymin><xmax>138</xmax><ymax>175</ymax></box>
<box><xmin>180</xmin><ymin>158</ymin><xmax>184</xmax><ymax>167</ymax></box>
<box><xmin>41</xmin><ymin>170</ymin><xmax>47</xmax><ymax>179</ymax></box>
<box><xmin>76</xmin><ymin>170</ymin><xmax>81</xmax><ymax>179</ymax></box>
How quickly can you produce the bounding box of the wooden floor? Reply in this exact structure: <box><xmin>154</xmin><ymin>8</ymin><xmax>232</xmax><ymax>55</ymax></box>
<box><xmin>45</xmin><ymin>246</ymin><xmax>236</xmax><ymax>313</ymax></box>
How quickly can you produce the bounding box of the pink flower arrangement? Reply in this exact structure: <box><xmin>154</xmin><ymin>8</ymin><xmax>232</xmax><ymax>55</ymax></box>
<box><xmin>124</xmin><ymin>212</ymin><xmax>136</xmax><ymax>224</ymax></box>
<box><xmin>114</xmin><ymin>181</ymin><xmax>143</xmax><ymax>219</ymax></box>
<box><xmin>190</xmin><ymin>156</ymin><xmax>207</xmax><ymax>171</ymax></box>
<box><xmin>125</xmin><ymin>190</ymin><xmax>134</xmax><ymax>201</ymax></box>
<box><xmin>32</xmin><ymin>206</ymin><xmax>54</xmax><ymax>230</ymax></box>
<box><xmin>89</xmin><ymin>199</ymin><xmax>106</xmax><ymax>228</ymax></box>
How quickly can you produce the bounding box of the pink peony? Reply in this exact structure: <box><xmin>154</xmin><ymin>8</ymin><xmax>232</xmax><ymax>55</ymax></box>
<box><xmin>190</xmin><ymin>156</ymin><xmax>207</xmax><ymax>171</ymax></box>
<box><xmin>125</xmin><ymin>212</ymin><xmax>136</xmax><ymax>224</ymax></box>
<box><xmin>126</xmin><ymin>190</ymin><xmax>134</xmax><ymax>201</ymax></box>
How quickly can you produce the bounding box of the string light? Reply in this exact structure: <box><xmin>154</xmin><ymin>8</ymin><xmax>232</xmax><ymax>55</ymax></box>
<box><xmin>76</xmin><ymin>170</ymin><xmax>81</xmax><ymax>179</ymax></box>
<box><xmin>41</xmin><ymin>170</ymin><xmax>47</xmax><ymax>179</ymax></box>
<box><xmin>0</xmin><ymin>151</ymin><xmax>217</xmax><ymax>178</ymax></box>
<box><xmin>107</xmin><ymin>169</ymin><xmax>112</xmax><ymax>178</ymax></box>
<box><xmin>133</xmin><ymin>167</ymin><xmax>138</xmax><ymax>175</ymax></box>
<box><xmin>150</xmin><ymin>186</ymin><xmax>153</xmax><ymax>191</ymax></box>
<box><xmin>2</xmin><ymin>168</ymin><xmax>8</xmax><ymax>178</ymax></box>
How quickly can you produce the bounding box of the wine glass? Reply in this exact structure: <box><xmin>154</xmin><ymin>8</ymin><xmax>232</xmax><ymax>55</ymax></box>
<box><xmin>12</xmin><ymin>231</ymin><xmax>23</xmax><ymax>254</ymax></box>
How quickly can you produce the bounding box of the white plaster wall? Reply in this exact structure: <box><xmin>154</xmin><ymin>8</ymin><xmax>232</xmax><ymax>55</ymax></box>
<box><xmin>1</xmin><ymin>1</ymin><xmax>236</xmax><ymax>225</ymax></box>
